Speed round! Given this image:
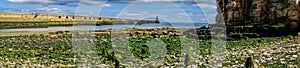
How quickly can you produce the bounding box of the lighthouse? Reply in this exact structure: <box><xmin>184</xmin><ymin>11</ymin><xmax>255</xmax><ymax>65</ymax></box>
<box><xmin>155</xmin><ymin>16</ymin><xmax>160</xmax><ymax>23</ymax></box>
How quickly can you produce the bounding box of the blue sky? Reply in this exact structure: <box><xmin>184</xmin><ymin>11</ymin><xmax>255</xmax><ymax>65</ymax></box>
<box><xmin>0</xmin><ymin>0</ymin><xmax>217</xmax><ymax>24</ymax></box>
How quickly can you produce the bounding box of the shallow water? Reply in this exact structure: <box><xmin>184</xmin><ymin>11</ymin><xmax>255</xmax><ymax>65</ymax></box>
<box><xmin>0</xmin><ymin>23</ymin><xmax>207</xmax><ymax>32</ymax></box>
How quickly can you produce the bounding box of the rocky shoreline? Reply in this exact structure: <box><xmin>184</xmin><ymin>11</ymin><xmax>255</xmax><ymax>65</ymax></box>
<box><xmin>0</xmin><ymin>28</ymin><xmax>299</xmax><ymax>67</ymax></box>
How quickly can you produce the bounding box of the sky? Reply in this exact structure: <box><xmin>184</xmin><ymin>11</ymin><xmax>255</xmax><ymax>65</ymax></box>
<box><xmin>0</xmin><ymin>0</ymin><xmax>218</xmax><ymax>24</ymax></box>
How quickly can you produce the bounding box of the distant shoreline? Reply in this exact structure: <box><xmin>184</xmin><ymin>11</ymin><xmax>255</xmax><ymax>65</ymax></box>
<box><xmin>0</xmin><ymin>12</ymin><xmax>158</xmax><ymax>28</ymax></box>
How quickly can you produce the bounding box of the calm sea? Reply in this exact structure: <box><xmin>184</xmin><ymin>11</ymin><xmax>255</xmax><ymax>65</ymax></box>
<box><xmin>0</xmin><ymin>23</ymin><xmax>207</xmax><ymax>32</ymax></box>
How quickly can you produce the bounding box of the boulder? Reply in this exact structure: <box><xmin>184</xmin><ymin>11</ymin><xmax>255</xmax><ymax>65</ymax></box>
<box><xmin>288</xmin><ymin>10</ymin><xmax>299</xmax><ymax>21</ymax></box>
<box><xmin>289</xmin><ymin>22</ymin><xmax>299</xmax><ymax>31</ymax></box>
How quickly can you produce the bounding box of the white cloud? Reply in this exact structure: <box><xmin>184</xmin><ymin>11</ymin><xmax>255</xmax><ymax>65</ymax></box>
<box><xmin>7</xmin><ymin>0</ymin><xmax>106</xmax><ymax>5</ymax></box>
<box><xmin>21</xmin><ymin>9</ymin><xmax>30</xmax><ymax>12</ymax></box>
<box><xmin>119</xmin><ymin>11</ymin><xmax>167</xmax><ymax>19</ymax></box>
<box><xmin>193</xmin><ymin>3</ymin><xmax>217</xmax><ymax>9</ymax></box>
<box><xmin>192</xmin><ymin>0</ymin><xmax>217</xmax><ymax>24</ymax></box>
<box><xmin>140</xmin><ymin>0</ymin><xmax>193</xmax><ymax>2</ymax></box>
<box><xmin>8</xmin><ymin>0</ymin><xmax>43</xmax><ymax>2</ymax></box>
<box><xmin>104</xmin><ymin>4</ymin><xmax>111</xmax><ymax>7</ymax></box>
<box><xmin>6</xmin><ymin>0</ymin><xmax>208</xmax><ymax>5</ymax></box>
<box><xmin>17</xmin><ymin>7</ymin><xmax>71</xmax><ymax>14</ymax></box>
<box><xmin>7</xmin><ymin>0</ymin><xmax>52</xmax><ymax>3</ymax></box>
<box><xmin>80</xmin><ymin>0</ymin><xmax>107</xmax><ymax>5</ymax></box>
<box><xmin>203</xmin><ymin>13</ymin><xmax>217</xmax><ymax>24</ymax></box>
<box><xmin>37</xmin><ymin>7</ymin><xmax>62</xmax><ymax>12</ymax></box>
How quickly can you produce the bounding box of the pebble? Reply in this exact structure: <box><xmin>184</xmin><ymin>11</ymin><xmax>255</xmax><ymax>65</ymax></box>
<box><xmin>292</xmin><ymin>55</ymin><xmax>297</xmax><ymax>58</ymax></box>
<box><xmin>216</xmin><ymin>64</ymin><xmax>222</xmax><ymax>67</ymax></box>
<box><xmin>247</xmin><ymin>50</ymin><xmax>255</xmax><ymax>54</ymax></box>
<box><xmin>289</xmin><ymin>58</ymin><xmax>296</xmax><ymax>61</ymax></box>
<box><xmin>280</xmin><ymin>61</ymin><xmax>286</xmax><ymax>64</ymax></box>
<box><xmin>235</xmin><ymin>61</ymin><xmax>238</xmax><ymax>64</ymax></box>
<box><xmin>239</xmin><ymin>64</ymin><xmax>244</xmax><ymax>67</ymax></box>
<box><xmin>266</xmin><ymin>58</ymin><xmax>272</xmax><ymax>61</ymax></box>
<box><xmin>262</xmin><ymin>52</ymin><xmax>270</xmax><ymax>57</ymax></box>
<box><xmin>254</xmin><ymin>60</ymin><xmax>259</xmax><ymax>63</ymax></box>
<box><xmin>232</xmin><ymin>65</ymin><xmax>237</xmax><ymax>67</ymax></box>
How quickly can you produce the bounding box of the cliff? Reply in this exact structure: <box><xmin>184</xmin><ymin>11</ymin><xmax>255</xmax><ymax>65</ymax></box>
<box><xmin>215</xmin><ymin>0</ymin><xmax>300</xmax><ymax>38</ymax></box>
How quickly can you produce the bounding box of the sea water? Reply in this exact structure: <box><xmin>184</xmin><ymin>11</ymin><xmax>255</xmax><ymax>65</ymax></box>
<box><xmin>0</xmin><ymin>23</ymin><xmax>207</xmax><ymax>32</ymax></box>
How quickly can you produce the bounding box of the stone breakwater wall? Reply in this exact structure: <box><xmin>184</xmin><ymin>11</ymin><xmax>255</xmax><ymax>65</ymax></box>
<box><xmin>0</xmin><ymin>12</ymin><xmax>157</xmax><ymax>24</ymax></box>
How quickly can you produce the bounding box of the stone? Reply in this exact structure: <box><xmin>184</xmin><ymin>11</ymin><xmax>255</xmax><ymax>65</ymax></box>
<box><xmin>289</xmin><ymin>22</ymin><xmax>299</xmax><ymax>30</ymax></box>
<box><xmin>266</xmin><ymin>57</ymin><xmax>272</xmax><ymax>61</ymax></box>
<box><xmin>289</xmin><ymin>57</ymin><xmax>296</xmax><ymax>61</ymax></box>
<box><xmin>8</xmin><ymin>48</ymin><xmax>13</xmax><ymax>51</ymax></box>
<box><xmin>292</xmin><ymin>55</ymin><xmax>297</xmax><ymax>58</ymax></box>
<box><xmin>262</xmin><ymin>52</ymin><xmax>270</xmax><ymax>57</ymax></box>
<box><xmin>288</xmin><ymin>10</ymin><xmax>299</xmax><ymax>21</ymax></box>
<box><xmin>216</xmin><ymin>13</ymin><xmax>224</xmax><ymax>23</ymax></box>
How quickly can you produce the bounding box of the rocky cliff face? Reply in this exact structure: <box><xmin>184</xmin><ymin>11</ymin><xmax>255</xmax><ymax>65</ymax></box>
<box><xmin>216</xmin><ymin>0</ymin><xmax>300</xmax><ymax>25</ymax></box>
<box><xmin>216</xmin><ymin>0</ymin><xmax>300</xmax><ymax>37</ymax></box>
